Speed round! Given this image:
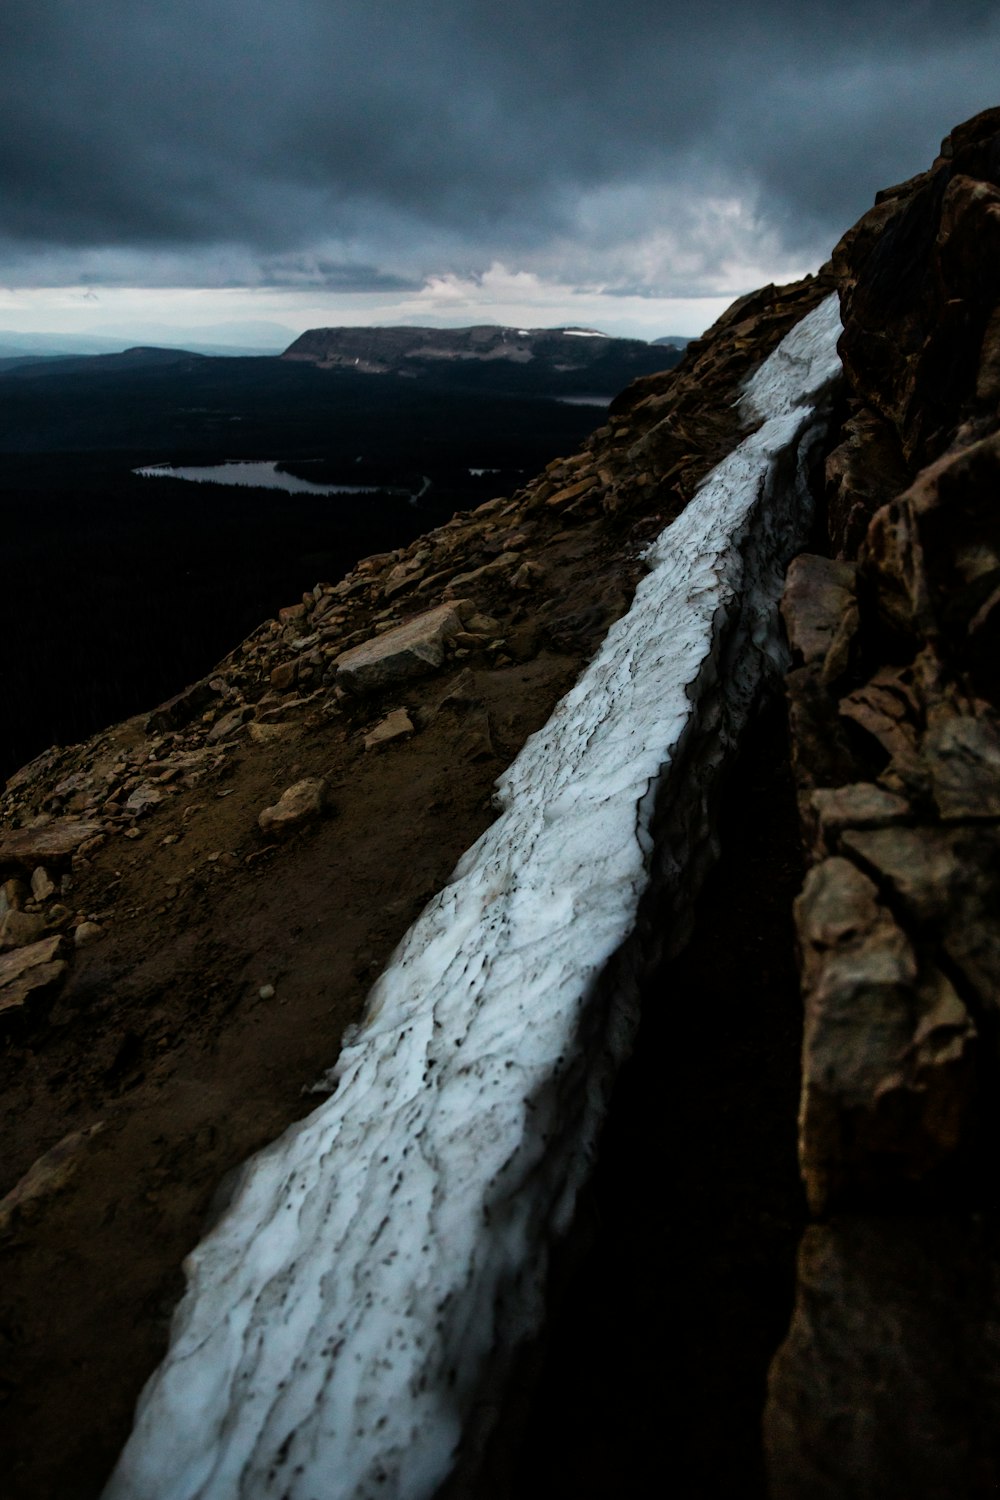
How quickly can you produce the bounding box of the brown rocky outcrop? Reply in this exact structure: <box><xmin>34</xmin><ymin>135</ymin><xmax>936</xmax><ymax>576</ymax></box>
<box><xmin>778</xmin><ymin>108</ymin><xmax>1000</xmax><ymax>1215</ymax></box>
<box><xmin>768</xmin><ymin>106</ymin><xmax>1000</xmax><ymax>1498</ymax></box>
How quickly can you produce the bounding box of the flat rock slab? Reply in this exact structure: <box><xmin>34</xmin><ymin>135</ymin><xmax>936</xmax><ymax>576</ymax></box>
<box><xmin>364</xmin><ymin>709</ymin><xmax>415</xmax><ymax>750</ymax></box>
<box><xmin>0</xmin><ymin>820</ymin><xmax>104</xmax><ymax>872</ymax></box>
<box><xmin>335</xmin><ymin>603</ymin><xmax>470</xmax><ymax>694</ymax></box>
<box><xmin>0</xmin><ymin>934</ymin><xmax>70</xmax><ymax>1025</ymax></box>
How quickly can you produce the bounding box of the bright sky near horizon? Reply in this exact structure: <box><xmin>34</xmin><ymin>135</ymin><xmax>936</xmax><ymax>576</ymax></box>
<box><xmin>2</xmin><ymin>1</ymin><xmax>998</xmax><ymax>343</ymax></box>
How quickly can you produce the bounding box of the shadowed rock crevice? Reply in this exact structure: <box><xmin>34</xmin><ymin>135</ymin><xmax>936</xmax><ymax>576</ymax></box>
<box><xmin>502</xmin><ymin>701</ymin><xmax>807</xmax><ymax>1500</ymax></box>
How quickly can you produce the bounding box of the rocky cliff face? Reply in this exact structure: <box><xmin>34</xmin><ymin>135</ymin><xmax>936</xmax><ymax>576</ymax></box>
<box><xmin>3</xmin><ymin>109</ymin><xmax>1000</xmax><ymax>1499</ymax></box>
<box><xmin>769</xmin><ymin>104</ymin><xmax>1000</xmax><ymax>1498</ymax></box>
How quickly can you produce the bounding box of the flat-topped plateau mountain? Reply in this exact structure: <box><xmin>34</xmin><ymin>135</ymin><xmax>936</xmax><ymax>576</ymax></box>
<box><xmin>5</xmin><ymin>106</ymin><xmax>1000</xmax><ymax>1500</ymax></box>
<box><xmin>282</xmin><ymin>321</ymin><xmax>681</xmax><ymax>395</ymax></box>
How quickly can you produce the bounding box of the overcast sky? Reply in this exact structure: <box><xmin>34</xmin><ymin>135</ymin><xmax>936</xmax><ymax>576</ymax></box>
<box><xmin>1</xmin><ymin>0</ymin><xmax>998</xmax><ymax>341</ymax></box>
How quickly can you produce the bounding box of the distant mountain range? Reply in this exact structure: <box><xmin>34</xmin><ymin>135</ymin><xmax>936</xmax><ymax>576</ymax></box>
<box><xmin>0</xmin><ymin>321</ymin><xmax>297</xmax><ymax>362</ymax></box>
<box><xmin>0</xmin><ymin>322</ymin><xmax>695</xmax><ymax>374</ymax></box>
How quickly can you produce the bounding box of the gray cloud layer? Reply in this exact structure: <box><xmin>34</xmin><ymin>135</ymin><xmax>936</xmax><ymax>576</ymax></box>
<box><xmin>2</xmin><ymin>0</ymin><xmax>998</xmax><ymax>293</ymax></box>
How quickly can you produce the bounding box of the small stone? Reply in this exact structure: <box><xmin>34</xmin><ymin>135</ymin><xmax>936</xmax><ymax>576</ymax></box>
<box><xmin>258</xmin><ymin>777</ymin><xmax>332</xmax><ymax>840</ymax></box>
<box><xmin>206</xmin><ymin>704</ymin><xmax>253</xmax><ymax>745</ymax></box>
<box><xmin>74</xmin><ymin>921</ymin><xmax>104</xmax><ymax>948</ymax></box>
<box><xmin>124</xmin><ymin>783</ymin><xmax>164</xmax><ymax>817</ymax></box>
<box><xmin>383</xmin><ymin>556</ymin><xmax>427</xmax><ymax>601</ymax></box>
<box><xmin>124</xmin><ymin>827</ymin><xmax>144</xmax><ymax>841</ymax></box>
<box><xmin>30</xmin><ymin>866</ymin><xmax>56</xmax><ymax>901</ymax></box>
<box><xmin>248</xmin><ymin>722</ymin><xmax>295</xmax><ymax>745</ymax></box>
<box><xmin>0</xmin><ymin>935</ymin><xmax>70</xmax><ymax>1027</ymax></box>
<box><xmin>444</xmin><ymin>553</ymin><xmax>521</xmax><ymax>595</ymax></box>
<box><xmin>463</xmin><ymin>612</ymin><xmax>501</xmax><ymax>635</ymax></box>
<box><xmin>145</xmin><ymin>677</ymin><xmax>222</xmax><ymax>736</ymax></box>
<box><xmin>270</xmin><ymin>662</ymin><xmax>298</xmax><ymax>692</ymax></box>
<box><xmin>0</xmin><ymin>1123</ymin><xmax>104</xmax><ymax>1236</ymax></box>
<box><xmin>258</xmin><ymin>984</ymin><xmax>275</xmax><ymax>1001</ymax></box>
<box><xmin>0</xmin><ymin>909</ymin><xmax>48</xmax><ymax>951</ymax></box>
<box><xmin>809</xmin><ymin>783</ymin><xmax>911</xmax><ymax>855</ymax></box>
<box><xmin>545</xmin><ymin>474</ymin><xmax>597</xmax><ymax>508</ymax></box>
<box><xmin>2</xmin><ymin>878</ymin><xmax>27</xmax><ymax>913</ymax></box>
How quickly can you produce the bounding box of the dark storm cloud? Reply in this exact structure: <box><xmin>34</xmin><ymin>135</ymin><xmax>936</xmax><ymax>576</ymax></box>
<box><xmin>1</xmin><ymin>0</ymin><xmax>998</xmax><ymax>288</ymax></box>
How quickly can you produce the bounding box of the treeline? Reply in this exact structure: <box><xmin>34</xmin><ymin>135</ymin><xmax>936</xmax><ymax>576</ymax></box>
<box><xmin>0</xmin><ymin>356</ymin><xmax>610</xmax><ymax>458</ymax></box>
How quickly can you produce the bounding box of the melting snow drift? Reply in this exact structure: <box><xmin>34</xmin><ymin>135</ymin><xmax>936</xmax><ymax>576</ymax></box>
<box><xmin>104</xmin><ymin>294</ymin><xmax>843</xmax><ymax>1500</ymax></box>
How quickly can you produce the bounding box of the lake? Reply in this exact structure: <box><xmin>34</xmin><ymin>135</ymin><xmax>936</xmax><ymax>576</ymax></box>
<box><xmin>134</xmin><ymin>460</ymin><xmax>390</xmax><ymax>496</ymax></box>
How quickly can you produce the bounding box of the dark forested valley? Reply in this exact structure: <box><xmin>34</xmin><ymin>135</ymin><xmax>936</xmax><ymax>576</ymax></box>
<box><xmin>1</xmin><ymin>346</ymin><xmax>676</xmax><ymax>781</ymax></box>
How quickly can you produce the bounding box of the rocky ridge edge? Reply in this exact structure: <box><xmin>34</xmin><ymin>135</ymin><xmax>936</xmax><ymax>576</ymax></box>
<box><xmin>767</xmin><ymin>105</ymin><xmax>1000</xmax><ymax>1498</ymax></box>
